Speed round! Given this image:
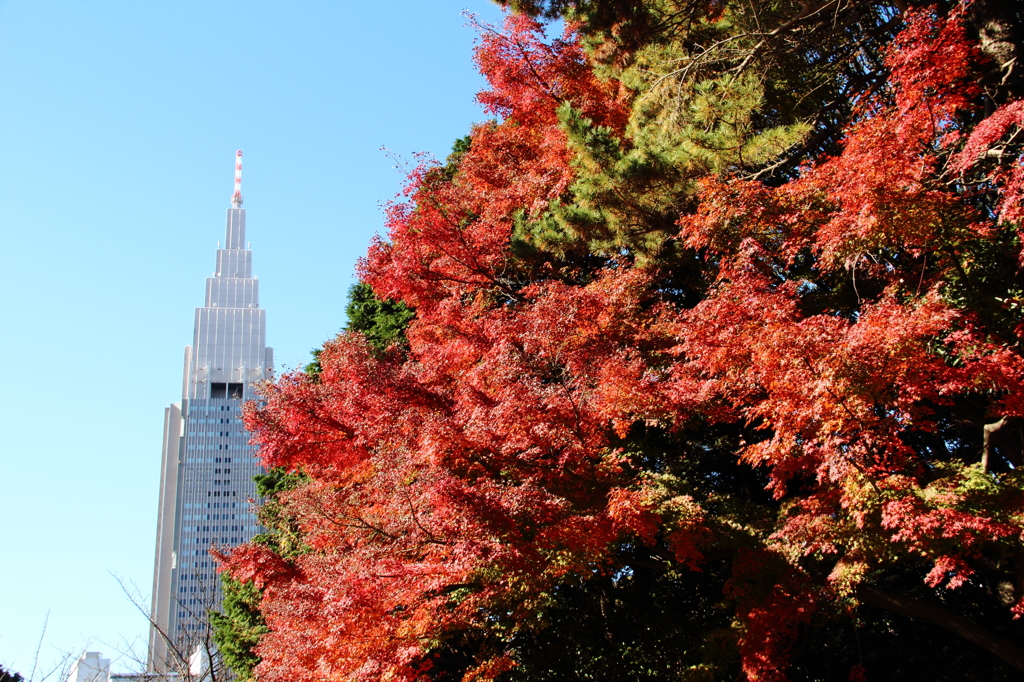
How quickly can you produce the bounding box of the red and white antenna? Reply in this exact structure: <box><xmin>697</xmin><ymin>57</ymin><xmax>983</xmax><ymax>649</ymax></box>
<box><xmin>232</xmin><ymin>150</ymin><xmax>243</xmax><ymax>208</ymax></box>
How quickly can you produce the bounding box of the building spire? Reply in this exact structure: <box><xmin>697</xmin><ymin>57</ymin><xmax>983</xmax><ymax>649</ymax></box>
<box><xmin>232</xmin><ymin>150</ymin><xmax>243</xmax><ymax>208</ymax></box>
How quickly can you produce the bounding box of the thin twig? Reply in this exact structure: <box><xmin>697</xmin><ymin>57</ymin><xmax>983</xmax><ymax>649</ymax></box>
<box><xmin>28</xmin><ymin>611</ymin><xmax>48</xmax><ymax>682</ymax></box>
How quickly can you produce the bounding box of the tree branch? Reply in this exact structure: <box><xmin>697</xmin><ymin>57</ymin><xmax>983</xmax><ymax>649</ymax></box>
<box><xmin>982</xmin><ymin>416</ymin><xmax>1008</xmax><ymax>473</ymax></box>
<box><xmin>857</xmin><ymin>585</ymin><xmax>1024</xmax><ymax>672</ymax></box>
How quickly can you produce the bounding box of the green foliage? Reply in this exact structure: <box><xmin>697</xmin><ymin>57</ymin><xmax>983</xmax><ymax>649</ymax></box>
<box><xmin>940</xmin><ymin>229</ymin><xmax>1024</xmax><ymax>342</ymax></box>
<box><xmin>210</xmin><ymin>573</ymin><xmax>268</xmax><ymax>682</ymax></box>
<box><xmin>345</xmin><ymin>281</ymin><xmax>415</xmax><ymax>353</ymax></box>
<box><xmin>305</xmin><ymin>280</ymin><xmax>417</xmax><ymax>379</ymax></box>
<box><xmin>485</xmin><ymin>559</ymin><xmax>1024</xmax><ymax>682</ymax></box>
<box><xmin>501</xmin><ymin>563</ymin><xmax>739</xmax><ymax>681</ymax></box>
<box><xmin>515</xmin><ymin>102</ymin><xmax>685</xmax><ymax>260</ymax></box>
<box><xmin>439</xmin><ymin>134</ymin><xmax>474</xmax><ymax>182</ymax></box>
<box><xmin>254</xmin><ymin>466</ymin><xmax>311</xmax><ymax>499</ymax></box>
<box><xmin>252</xmin><ymin>467</ymin><xmax>311</xmax><ymax>561</ymax></box>
<box><xmin>492</xmin><ymin>0</ymin><xmax>648</xmax><ymax>26</ymax></box>
<box><xmin>512</xmin><ymin>5</ymin><xmax>821</xmax><ymax>264</ymax></box>
<box><xmin>303</xmin><ymin>348</ymin><xmax>322</xmax><ymax>380</ymax></box>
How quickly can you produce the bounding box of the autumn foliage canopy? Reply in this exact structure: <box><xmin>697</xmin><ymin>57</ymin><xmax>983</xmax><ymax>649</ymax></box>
<box><xmin>215</xmin><ymin>0</ymin><xmax>1024</xmax><ymax>679</ymax></box>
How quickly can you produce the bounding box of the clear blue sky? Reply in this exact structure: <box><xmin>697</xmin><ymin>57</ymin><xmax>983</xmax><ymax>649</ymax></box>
<box><xmin>0</xmin><ymin>0</ymin><xmax>507</xmax><ymax>675</ymax></box>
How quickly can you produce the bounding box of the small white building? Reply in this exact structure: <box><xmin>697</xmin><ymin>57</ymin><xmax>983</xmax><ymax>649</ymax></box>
<box><xmin>66</xmin><ymin>648</ymin><xmax>206</xmax><ymax>682</ymax></box>
<box><xmin>66</xmin><ymin>653</ymin><xmax>110</xmax><ymax>682</ymax></box>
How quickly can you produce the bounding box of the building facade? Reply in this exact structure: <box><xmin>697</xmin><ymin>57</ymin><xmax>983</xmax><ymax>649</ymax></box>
<box><xmin>149</xmin><ymin>153</ymin><xmax>271</xmax><ymax>672</ymax></box>
<box><xmin>67</xmin><ymin>652</ymin><xmax>111</xmax><ymax>682</ymax></box>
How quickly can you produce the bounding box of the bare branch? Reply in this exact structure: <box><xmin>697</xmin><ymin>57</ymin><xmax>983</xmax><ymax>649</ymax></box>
<box><xmin>858</xmin><ymin>586</ymin><xmax>1024</xmax><ymax>672</ymax></box>
<box><xmin>983</xmin><ymin>416</ymin><xmax>1009</xmax><ymax>472</ymax></box>
<box><xmin>28</xmin><ymin>611</ymin><xmax>48</xmax><ymax>682</ymax></box>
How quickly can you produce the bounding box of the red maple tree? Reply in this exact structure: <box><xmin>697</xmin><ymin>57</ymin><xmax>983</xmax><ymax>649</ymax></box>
<box><xmin>217</xmin><ymin>2</ymin><xmax>1024</xmax><ymax>680</ymax></box>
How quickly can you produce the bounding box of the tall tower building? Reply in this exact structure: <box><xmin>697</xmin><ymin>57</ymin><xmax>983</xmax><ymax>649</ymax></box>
<box><xmin>149</xmin><ymin>152</ymin><xmax>272</xmax><ymax>671</ymax></box>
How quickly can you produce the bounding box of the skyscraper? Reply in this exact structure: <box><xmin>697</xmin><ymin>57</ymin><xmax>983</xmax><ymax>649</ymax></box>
<box><xmin>149</xmin><ymin>152</ymin><xmax>272</xmax><ymax>672</ymax></box>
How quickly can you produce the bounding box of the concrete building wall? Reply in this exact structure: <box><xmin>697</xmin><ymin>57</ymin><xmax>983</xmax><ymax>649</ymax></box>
<box><xmin>67</xmin><ymin>652</ymin><xmax>110</xmax><ymax>682</ymax></box>
<box><xmin>148</xmin><ymin>402</ymin><xmax>183</xmax><ymax>668</ymax></box>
